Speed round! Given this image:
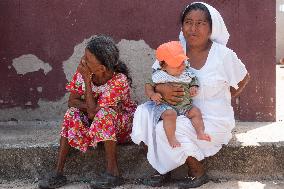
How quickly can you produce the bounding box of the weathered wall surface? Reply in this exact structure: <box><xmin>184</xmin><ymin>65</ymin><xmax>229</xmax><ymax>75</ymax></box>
<box><xmin>277</xmin><ymin>0</ymin><xmax>284</xmax><ymax>62</ymax></box>
<box><xmin>0</xmin><ymin>0</ymin><xmax>276</xmax><ymax>121</ymax></box>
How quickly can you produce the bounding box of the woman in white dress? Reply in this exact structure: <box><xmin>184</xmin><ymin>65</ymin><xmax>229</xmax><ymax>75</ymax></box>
<box><xmin>131</xmin><ymin>2</ymin><xmax>250</xmax><ymax>188</ymax></box>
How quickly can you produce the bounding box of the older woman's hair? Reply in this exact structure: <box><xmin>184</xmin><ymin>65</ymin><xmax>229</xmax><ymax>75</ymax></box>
<box><xmin>86</xmin><ymin>35</ymin><xmax>132</xmax><ymax>85</ymax></box>
<box><xmin>181</xmin><ymin>3</ymin><xmax>212</xmax><ymax>30</ymax></box>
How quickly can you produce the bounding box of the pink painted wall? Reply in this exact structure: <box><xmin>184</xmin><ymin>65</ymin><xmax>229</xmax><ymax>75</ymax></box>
<box><xmin>0</xmin><ymin>0</ymin><xmax>276</xmax><ymax>121</ymax></box>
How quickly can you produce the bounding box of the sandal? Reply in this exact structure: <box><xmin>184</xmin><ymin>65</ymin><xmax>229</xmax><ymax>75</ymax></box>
<box><xmin>38</xmin><ymin>172</ymin><xmax>67</xmax><ymax>189</ymax></box>
<box><xmin>141</xmin><ymin>171</ymin><xmax>171</xmax><ymax>187</ymax></box>
<box><xmin>176</xmin><ymin>173</ymin><xmax>209</xmax><ymax>188</ymax></box>
<box><xmin>90</xmin><ymin>172</ymin><xmax>124</xmax><ymax>189</ymax></box>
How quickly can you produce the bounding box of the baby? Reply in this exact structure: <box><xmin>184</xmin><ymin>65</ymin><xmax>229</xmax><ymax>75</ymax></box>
<box><xmin>145</xmin><ymin>41</ymin><xmax>211</xmax><ymax>148</ymax></box>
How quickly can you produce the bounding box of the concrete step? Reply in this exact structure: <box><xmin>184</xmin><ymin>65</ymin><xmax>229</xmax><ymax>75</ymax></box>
<box><xmin>0</xmin><ymin>121</ymin><xmax>284</xmax><ymax>181</ymax></box>
<box><xmin>1</xmin><ymin>179</ymin><xmax>284</xmax><ymax>189</ymax></box>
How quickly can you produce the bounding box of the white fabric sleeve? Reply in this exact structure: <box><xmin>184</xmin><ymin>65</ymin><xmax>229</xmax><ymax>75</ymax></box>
<box><xmin>223</xmin><ymin>50</ymin><xmax>247</xmax><ymax>89</ymax></box>
<box><xmin>152</xmin><ymin>59</ymin><xmax>161</xmax><ymax>70</ymax></box>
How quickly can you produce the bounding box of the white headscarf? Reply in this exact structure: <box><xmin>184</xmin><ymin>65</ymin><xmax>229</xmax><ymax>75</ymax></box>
<box><xmin>179</xmin><ymin>2</ymin><xmax>230</xmax><ymax>48</ymax></box>
<box><xmin>153</xmin><ymin>2</ymin><xmax>230</xmax><ymax>70</ymax></box>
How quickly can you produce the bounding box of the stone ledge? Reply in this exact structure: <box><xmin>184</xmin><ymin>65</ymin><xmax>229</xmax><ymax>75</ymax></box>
<box><xmin>0</xmin><ymin>121</ymin><xmax>283</xmax><ymax>181</ymax></box>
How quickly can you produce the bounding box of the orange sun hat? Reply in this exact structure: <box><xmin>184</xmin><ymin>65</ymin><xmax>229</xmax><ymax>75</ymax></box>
<box><xmin>156</xmin><ymin>41</ymin><xmax>188</xmax><ymax>68</ymax></box>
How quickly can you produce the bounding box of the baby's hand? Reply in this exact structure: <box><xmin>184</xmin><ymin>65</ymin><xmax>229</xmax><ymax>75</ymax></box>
<box><xmin>150</xmin><ymin>93</ymin><xmax>162</xmax><ymax>104</ymax></box>
<box><xmin>189</xmin><ymin>86</ymin><xmax>198</xmax><ymax>97</ymax></box>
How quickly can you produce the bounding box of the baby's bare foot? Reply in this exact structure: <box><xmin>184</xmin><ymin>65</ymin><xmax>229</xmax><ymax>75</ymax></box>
<box><xmin>168</xmin><ymin>137</ymin><xmax>181</xmax><ymax>148</ymax></box>
<box><xmin>197</xmin><ymin>133</ymin><xmax>211</xmax><ymax>142</ymax></box>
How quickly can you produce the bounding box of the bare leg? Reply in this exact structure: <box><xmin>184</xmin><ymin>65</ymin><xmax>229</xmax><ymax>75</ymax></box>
<box><xmin>104</xmin><ymin>140</ymin><xmax>119</xmax><ymax>176</ymax></box>
<box><xmin>55</xmin><ymin>136</ymin><xmax>70</xmax><ymax>175</ymax></box>
<box><xmin>161</xmin><ymin>109</ymin><xmax>180</xmax><ymax>148</ymax></box>
<box><xmin>38</xmin><ymin>136</ymin><xmax>69</xmax><ymax>188</ymax></box>
<box><xmin>186</xmin><ymin>156</ymin><xmax>205</xmax><ymax>178</ymax></box>
<box><xmin>187</xmin><ymin>107</ymin><xmax>211</xmax><ymax>142</ymax></box>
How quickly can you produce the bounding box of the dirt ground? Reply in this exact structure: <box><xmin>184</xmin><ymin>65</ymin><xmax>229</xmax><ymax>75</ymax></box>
<box><xmin>1</xmin><ymin>179</ymin><xmax>284</xmax><ymax>189</ymax></box>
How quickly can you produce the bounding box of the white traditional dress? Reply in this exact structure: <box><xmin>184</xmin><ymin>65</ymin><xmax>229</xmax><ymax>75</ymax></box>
<box><xmin>131</xmin><ymin>2</ymin><xmax>248</xmax><ymax>174</ymax></box>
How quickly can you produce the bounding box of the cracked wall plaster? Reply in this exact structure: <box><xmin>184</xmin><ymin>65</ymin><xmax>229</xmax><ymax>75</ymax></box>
<box><xmin>1</xmin><ymin>37</ymin><xmax>155</xmax><ymax>121</ymax></box>
<box><xmin>117</xmin><ymin>39</ymin><xmax>155</xmax><ymax>103</ymax></box>
<box><xmin>62</xmin><ymin>37</ymin><xmax>92</xmax><ymax>81</ymax></box>
<box><xmin>12</xmin><ymin>54</ymin><xmax>52</xmax><ymax>75</ymax></box>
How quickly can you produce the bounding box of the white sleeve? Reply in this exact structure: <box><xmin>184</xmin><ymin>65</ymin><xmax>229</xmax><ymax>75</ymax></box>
<box><xmin>223</xmin><ymin>50</ymin><xmax>248</xmax><ymax>89</ymax></box>
<box><xmin>152</xmin><ymin>59</ymin><xmax>161</xmax><ymax>70</ymax></box>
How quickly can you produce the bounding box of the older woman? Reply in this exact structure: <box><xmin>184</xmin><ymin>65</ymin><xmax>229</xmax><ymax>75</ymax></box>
<box><xmin>39</xmin><ymin>35</ymin><xmax>137</xmax><ymax>189</ymax></box>
<box><xmin>131</xmin><ymin>2</ymin><xmax>250</xmax><ymax>188</ymax></box>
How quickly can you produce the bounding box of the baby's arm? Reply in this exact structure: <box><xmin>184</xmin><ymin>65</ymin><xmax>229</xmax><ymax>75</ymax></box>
<box><xmin>145</xmin><ymin>83</ymin><xmax>162</xmax><ymax>104</ymax></box>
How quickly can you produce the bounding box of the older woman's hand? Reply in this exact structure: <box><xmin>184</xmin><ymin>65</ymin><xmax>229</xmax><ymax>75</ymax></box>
<box><xmin>77</xmin><ymin>58</ymin><xmax>92</xmax><ymax>82</ymax></box>
<box><xmin>155</xmin><ymin>83</ymin><xmax>185</xmax><ymax>105</ymax></box>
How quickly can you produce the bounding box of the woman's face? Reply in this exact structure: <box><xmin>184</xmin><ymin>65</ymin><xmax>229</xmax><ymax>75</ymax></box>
<box><xmin>83</xmin><ymin>49</ymin><xmax>106</xmax><ymax>82</ymax></box>
<box><xmin>182</xmin><ymin>9</ymin><xmax>211</xmax><ymax>47</ymax></box>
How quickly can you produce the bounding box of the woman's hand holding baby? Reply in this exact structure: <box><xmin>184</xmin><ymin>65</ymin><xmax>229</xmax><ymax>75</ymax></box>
<box><xmin>150</xmin><ymin>93</ymin><xmax>163</xmax><ymax>104</ymax></box>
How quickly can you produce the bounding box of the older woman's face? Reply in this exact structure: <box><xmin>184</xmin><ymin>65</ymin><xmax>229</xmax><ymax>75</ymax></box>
<box><xmin>182</xmin><ymin>10</ymin><xmax>211</xmax><ymax>47</ymax></box>
<box><xmin>83</xmin><ymin>49</ymin><xmax>106</xmax><ymax>81</ymax></box>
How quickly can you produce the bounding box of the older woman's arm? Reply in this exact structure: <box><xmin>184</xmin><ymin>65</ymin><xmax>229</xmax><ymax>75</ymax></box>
<box><xmin>230</xmin><ymin>73</ymin><xmax>250</xmax><ymax>98</ymax></box>
<box><xmin>68</xmin><ymin>88</ymin><xmax>99</xmax><ymax>118</ymax></box>
<box><xmin>77</xmin><ymin>60</ymin><xmax>100</xmax><ymax>120</ymax></box>
<box><xmin>68</xmin><ymin>93</ymin><xmax>87</xmax><ymax>112</ymax></box>
<box><xmin>84</xmin><ymin>78</ymin><xmax>100</xmax><ymax>119</ymax></box>
<box><xmin>155</xmin><ymin>83</ymin><xmax>185</xmax><ymax>105</ymax></box>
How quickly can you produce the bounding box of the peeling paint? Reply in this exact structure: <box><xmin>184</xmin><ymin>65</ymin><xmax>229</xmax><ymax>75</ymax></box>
<box><xmin>25</xmin><ymin>101</ymin><xmax>32</xmax><ymax>106</ymax></box>
<box><xmin>235</xmin><ymin>97</ymin><xmax>239</xmax><ymax>105</ymax></box>
<box><xmin>62</xmin><ymin>37</ymin><xmax>92</xmax><ymax>81</ymax></box>
<box><xmin>66</xmin><ymin>10</ymin><xmax>72</xmax><ymax>18</ymax></box>
<box><xmin>255</xmin><ymin>112</ymin><xmax>264</xmax><ymax>120</ymax></box>
<box><xmin>0</xmin><ymin>37</ymin><xmax>93</xmax><ymax>121</ymax></box>
<box><xmin>0</xmin><ymin>37</ymin><xmax>155</xmax><ymax>121</ymax></box>
<box><xmin>37</xmin><ymin>87</ymin><xmax>43</xmax><ymax>93</ymax></box>
<box><xmin>62</xmin><ymin>36</ymin><xmax>155</xmax><ymax>105</ymax></box>
<box><xmin>12</xmin><ymin>54</ymin><xmax>52</xmax><ymax>75</ymax></box>
<box><xmin>0</xmin><ymin>36</ymin><xmax>96</xmax><ymax>121</ymax></box>
<box><xmin>276</xmin><ymin>65</ymin><xmax>284</xmax><ymax>121</ymax></box>
<box><xmin>117</xmin><ymin>39</ymin><xmax>155</xmax><ymax>103</ymax></box>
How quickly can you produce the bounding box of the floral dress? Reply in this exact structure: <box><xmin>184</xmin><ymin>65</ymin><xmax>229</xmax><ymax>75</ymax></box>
<box><xmin>61</xmin><ymin>71</ymin><xmax>137</xmax><ymax>152</ymax></box>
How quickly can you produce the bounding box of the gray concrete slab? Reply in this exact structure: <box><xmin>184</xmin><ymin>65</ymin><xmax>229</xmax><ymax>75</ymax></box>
<box><xmin>1</xmin><ymin>121</ymin><xmax>283</xmax><ymax>148</ymax></box>
<box><xmin>0</xmin><ymin>121</ymin><xmax>284</xmax><ymax>181</ymax></box>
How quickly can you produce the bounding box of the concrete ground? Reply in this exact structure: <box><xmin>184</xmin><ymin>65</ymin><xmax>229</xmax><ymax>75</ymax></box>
<box><xmin>2</xmin><ymin>176</ymin><xmax>284</xmax><ymax>189</ymax></box>
<box><xmin>1</xmin><ymin>179</ymin><xmax>284</xmax><ymax>189</ymax></box>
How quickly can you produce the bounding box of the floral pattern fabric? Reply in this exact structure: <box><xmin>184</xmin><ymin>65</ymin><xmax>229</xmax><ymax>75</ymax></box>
<box><xmin>61</xmin><ymin>72</ymin><xmax>137</xmax><ymax>152</ymax></box>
